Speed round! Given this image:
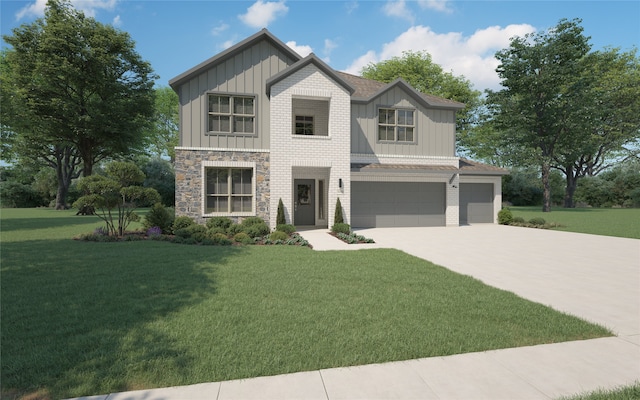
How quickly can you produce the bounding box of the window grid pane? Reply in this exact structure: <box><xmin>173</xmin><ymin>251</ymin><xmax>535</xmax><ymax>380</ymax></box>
<box><xmin>379</xmin><ymin>108</ymin><xmax>414</xmax><ymax>142</ymax></box>
<box><xmin>295</xmin><ymin>115</ymin><xmax>314</xmax><ymax>135</ymax></box>
<box><xmin>208</xmin><ymin>95</ymin><xmax>255</xmax><ymax>134</ymax></box>
<box><xmin>206</xmin><ymin>167</ymin><xmax>253</xmax><ymax>214</ymax></box>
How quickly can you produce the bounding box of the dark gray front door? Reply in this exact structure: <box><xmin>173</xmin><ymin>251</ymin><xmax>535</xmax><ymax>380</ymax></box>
<box><xmin>294</xmin><ymin>179</ymin><xmax>315</xmax><ymax>226</ymax></box>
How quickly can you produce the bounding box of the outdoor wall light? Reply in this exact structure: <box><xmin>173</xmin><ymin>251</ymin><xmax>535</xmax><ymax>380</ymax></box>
<box><xmin>339</xmin><ymin>178</ymin><xmax>343</xmax><ymax>188</ymax></box>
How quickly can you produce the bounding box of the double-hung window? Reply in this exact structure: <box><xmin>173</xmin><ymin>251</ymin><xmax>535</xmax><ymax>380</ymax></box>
<box><xmin>378</xmin><ymin>108</ymin><xmax>415</xmax><ymax>142</ymax></box>
<box><xmin>208</xmin><ymin>94</ymin><xmax>255</xmax><ymax>134</ymax></box>
<box><xmin>205</xmin><ymin>167</ymin><xmax>253</xmax><ymax>214</ymax></box>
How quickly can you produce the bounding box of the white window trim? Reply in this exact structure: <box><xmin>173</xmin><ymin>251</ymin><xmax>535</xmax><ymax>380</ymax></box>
<box><xmin>202</xmin><ymin>161</ymin><xmax>256</xmax><ymax>217</ymax></box>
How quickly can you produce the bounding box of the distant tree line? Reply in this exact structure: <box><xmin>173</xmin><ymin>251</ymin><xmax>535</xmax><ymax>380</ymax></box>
<box><xmin>503</xmin><ymin>158</ymin><xmax>640</xmax><ymax>208</ymax></box>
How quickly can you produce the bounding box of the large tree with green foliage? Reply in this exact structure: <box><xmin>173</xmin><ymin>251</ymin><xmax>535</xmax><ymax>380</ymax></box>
<box><xmin>470</xmin><ymin>19</ymin><xmax>639</xmax><ymax>211</ymax></box>
<box><xmin>145</xmin><ymin>86</ymin><xmax>179</xmax><ymax>162</ymax></box>
<box><xmin>552</xmin><ymin>48</ymin><xmax>640</xmax><ymax>207</ymax></box>
<box><xmin>1</xmin><ymin>0</ymin><xmax>156</xmax><ymax>209</ymax></box>
<box><xmin>360</xmin><ymin>51</ymin><xmax>482</xmax><ymax>148</ymax></box>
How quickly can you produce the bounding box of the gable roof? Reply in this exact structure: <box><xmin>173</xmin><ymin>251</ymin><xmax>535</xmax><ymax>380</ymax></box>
<box><xmin>169</xmin><ymin>29</ymin><xmax>465</xmax><ymax>110</ymax></box>
<box><xmin>336</xmin><ymin>71</ymin><xmax>465</xmax><ymax>110</ymax></box>
<box><xmin>169</xmin><ymin>28</ymin><xmax>301</xmax><ymax>89</ymax></box>
<box><xmin>265</xmin><ymin>54</ymin><xmax>355</xmax><ymax>97</ymax></box>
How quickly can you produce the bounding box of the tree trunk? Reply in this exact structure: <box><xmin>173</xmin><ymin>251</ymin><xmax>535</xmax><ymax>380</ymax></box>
<box><xmin>54</xmin><ymin>162</ymin><xmax>71</xmax><ymax>210</ymax></box>
<box><xmin>563</xmin><ymin>166</ymin><xmax>578</xmax><ymax>208</ymax></box>
<box><xmin>53</xmin><ymin>145</ymin><xmax>81</xmax><ymax>210</ymax></box>
<box><xmin>541</xmin><ymin>163</ymin><xmax>551</xmax><ymax>212</ymax></box>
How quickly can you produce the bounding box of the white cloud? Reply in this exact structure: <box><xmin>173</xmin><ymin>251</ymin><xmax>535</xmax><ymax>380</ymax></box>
<box><xmin>286</xmin><ymin>41</ymin><xmax>313</xmax><ymax>57</ymax></box>
<box><xmin>417</xmin><ymin>0</ymin><xmax>453</xmax><ymax>14</ymax></box>
<box><xmin>383</xmin><ymin>0</ymin><xmax>413</xmax><ymax>23</ymax></box>
<box><xmin>239</xmin><ymin>0</ymin><xmax>288</xmax><ymax>29</ymax></box>
<box><xmin>211</xmin><ymin>23</ymin><xmax>229</xmax><ymax>36</ymax></box>
<box><xmin>16</xmin><ymin>0</ymin><xmax>47</xmax><ymax>20</ymax></box>
<box><xmin>112</xmin><ymin>15</ymin><xmax>122</xmax><ymax>27</ymax></box>
<box><xmin>220</xmin><ymin>39</ymin><xmax>236</xmax><ymax>50</ymax></box>
<box><xmin>345</xmin><ymin>1</ymin><xmax>359</xmax><ymax>14</ymax></box>
<box><xmin>323</xmin><ymin>39</ymin><xmax>338</xmax><ymax>62</ymax></box>
<box><xmin>16</xmin><ymin>0</ymin><xmax>117</xmax><ymax>20</ymax></box>
<box><xmin>344</xmin><ymin>24</ymin><xmax>536</xmax><ymax>91</ymax></box>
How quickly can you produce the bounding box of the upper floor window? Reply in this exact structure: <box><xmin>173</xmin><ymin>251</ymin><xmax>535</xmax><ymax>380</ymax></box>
<box><xmin>378</xmin><ymin>108</ymin><xmax>414</xmax><ymax>142</ymax></box>
<box><xmin>208</xmin><ymin>94</ymin><xmax>255</xmax><ymax>134</ymax></box>
<box><xmin>294</xmin><ymin>115</ymin><xmax>314</xmax><ymax>135</ymax></box>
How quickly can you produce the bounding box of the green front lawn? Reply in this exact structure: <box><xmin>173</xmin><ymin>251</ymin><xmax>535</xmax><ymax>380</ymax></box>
<box><xmin>558</xmin><ymin>382</ymin><xmax>640</xmax><ymax>400</ymax></box>
<box><xmin>1</xmin><ymin>208</ymin><xmax>612</xmax><ymax>399</ymax></box>
<box><xmin>510</xmin><ymin>206</ymin><xmax>640</xmax><ymax>239</ymax></box>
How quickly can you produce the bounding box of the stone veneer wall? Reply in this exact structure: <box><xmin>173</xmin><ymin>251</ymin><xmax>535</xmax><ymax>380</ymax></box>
<box><xmin>174</xmin><ymin>148</ymin><xmax>270</xmax><ymax>225</ymax></box>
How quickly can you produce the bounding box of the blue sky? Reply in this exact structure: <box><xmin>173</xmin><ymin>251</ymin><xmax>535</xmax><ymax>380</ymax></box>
<box><xmin>1</xmin><ymin>0</ymin><xmax>639</xmax><ymax>92</ymax></box>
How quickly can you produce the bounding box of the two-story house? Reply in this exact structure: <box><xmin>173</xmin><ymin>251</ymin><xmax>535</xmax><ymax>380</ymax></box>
<box><xmin>169</xmin><ymin>29</ymin><xmax>507</xmax><ymax>229</ymax></box>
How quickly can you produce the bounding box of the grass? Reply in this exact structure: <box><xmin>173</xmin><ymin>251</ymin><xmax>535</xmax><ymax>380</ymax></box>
<box><xmin>509</xmin><ymin>206</ymin><xmax>640</xmax><ymax>239</ymax></box>
<box><xmin>1</xmin><ymin>208</ymin><xmax>612</xmax><ymax>399</ymax></box>
<box><xmin>557</xmin><ymin>381</ymin><xmax>640</xmax><ymax>400</ymax></box>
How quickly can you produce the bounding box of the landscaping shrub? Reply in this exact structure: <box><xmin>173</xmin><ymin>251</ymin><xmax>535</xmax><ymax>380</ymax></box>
<box><xmin>270</xmin><ymin>231</ymin><xmax>288</xmax><ymax>242</ymax></box>
<box><xmin>498</xmin><ymin>208</ymin><xmax>513</xmax><ymax>225</ymax></box>
<box><xmin>74</xmin><ymin>161</ymin><xmax>160</xmax><ymax>237</ymax></box>
<box><xmin>512</xmin><ymin>216</ymin><xmax>525</xmax><ymax>224</ymax></box>
<box><xmin>241</xmin><ymin>216</ymin><xmax>267</xmax><ymax>227</ymax></box>
<box><xmin>233</xmin><ymin>232</ymin><xmax>252</xmax><ymax>244</ymax></box>
<box><xmin>332</xmin><ymin>222</ymin><xmax>351</xmax><ymax>235</ymax></box>
<box><xmin>211</xmin><ymin>232</ymin><xmax>232</xmax><ymax>245</ymax></box>
<box><xmin>208</xmin><ymin>227</ymin><xmax>227</xmax><ymax>236</ymax></box>
<box><xmin>528</xmin><ymin>217</ymin><xmax>546</xmax><ymax>226</ymax></box>
<box><xmin>245</xmin><ymin>223</ymin><xmax>269</xmax><ymax>238</ymax></box>
<box><xmin>227</xmin><ymin>224</ymin><xmax>245</xmax><ymax>236</ymax></box>
<box><xmin>276</xmin><ymin>224</ymin><xmax>296</xmax><ymax>235</ymax></box>
<box><xmin>175</xmin><ymin>224</ymin><xmax>207</xmax><ymax>240</ymax></box>
<box><xmin>334</xmin><ymin>197</ymin><xmax>344</xmax><ymax>224</ymax></box>
<box><xmin>206</xmin><ymin>217</ymin><xmax>233</xmax><ymax>231</ymax></box>
<box><xmin>146</xmin><ymin>226</ymin><xmax>163</xmax><ymax>237</ymax></box>
<box><xmin>276</xmin><ymin>198</ymin><xmax>286</xmax><ymax>225</ymax></box>
<box><xmin>172</xmin><ymin>216</ymin><xmax>196</xmax><ymax>232</ymax></box>
<box><xmin>143</xmin><ymin>203</ymin><xmax>175</xmax><ymax>233</ymax></box>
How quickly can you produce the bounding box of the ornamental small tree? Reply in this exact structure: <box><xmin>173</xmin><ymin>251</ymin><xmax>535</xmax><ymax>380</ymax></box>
<box><xmin>276</xmin><ymin>198</ymin><xmax>286</xmax><ymax>225</ymax></box>
<box><xmin>74</xmin><ymin>161</ymin><xmax>160</xmax><ymax>237</ymax></box>
<box><xmin>334</xmin><ymin>197</ymin><xmax>344</xmax><ymax>225</ymax></box>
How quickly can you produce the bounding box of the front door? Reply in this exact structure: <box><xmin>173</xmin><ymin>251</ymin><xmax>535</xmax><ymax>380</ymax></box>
<box><xmin>294</xmin><ymin>179</ymin><xmax>315</xmax><ymax>226</ymax></box>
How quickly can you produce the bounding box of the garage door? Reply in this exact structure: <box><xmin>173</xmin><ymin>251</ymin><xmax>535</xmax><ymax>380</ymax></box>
<box><xmin>351</xmin><ymin>182</ymin><xmax>445</xmax><ymax>228</ymax></box>
<box><xmin>460</xmin><ymin>183</ymin><xmax>494</xmax><ymax>224</ymax></box>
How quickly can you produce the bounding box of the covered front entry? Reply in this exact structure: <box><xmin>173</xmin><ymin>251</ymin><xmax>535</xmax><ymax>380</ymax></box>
<box><xmin>460</xmin><ymin>183</ymin><xmax>494</xmax><ymax>224</ymax></box>
<box><xmin>294</xmin><ymin>179</ymin><xmax>315</xmax><ymax>225</ymax></box>
<box><xmin>351</xmin><ymin>181</ymin><xmax>446</xmax><ymax>228</ymax></box>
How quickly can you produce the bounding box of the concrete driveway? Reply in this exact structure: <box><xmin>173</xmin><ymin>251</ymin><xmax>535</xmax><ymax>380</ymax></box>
<box><xmin>354</xmin><ymin>225</ymin><xmax>640</xmax><ymax>338</ymax></box>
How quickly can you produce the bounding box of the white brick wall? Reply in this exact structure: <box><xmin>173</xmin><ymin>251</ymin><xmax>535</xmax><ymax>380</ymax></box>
<box><xmin>269</xmin><ymin>64</ymin><xmax>351</xmax><ymax>228</ymax></box>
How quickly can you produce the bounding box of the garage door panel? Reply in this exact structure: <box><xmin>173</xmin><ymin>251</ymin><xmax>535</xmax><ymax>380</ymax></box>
<box><xmin>460</xmin><ymin>183</ymin><xmax>494</xmax><ymax>224</ymax></box>
<box><xmin>352</xmin><ymin>182</ymin><xmax>445</xmax><ymax>228</ymax></box>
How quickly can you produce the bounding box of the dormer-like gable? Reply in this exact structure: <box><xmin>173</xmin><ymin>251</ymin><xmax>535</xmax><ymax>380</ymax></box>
<box><xmin>169</xmin><ymin>29</ymin><xmax>302</xmax><ymax>150</ymax></box>
<box><xmin>169</xmin><ymin>29</ymin><xmax>301</xmax><ymax>89</ymax></box>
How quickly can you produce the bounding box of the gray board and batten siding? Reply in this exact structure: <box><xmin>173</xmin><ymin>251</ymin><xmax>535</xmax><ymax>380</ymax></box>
<box><xmin>350</xmin><ymin>85</ymin><xmax>457</xmax><ymax>158</ymax></box>
<box><xmin>170</xmin><ymin>32</ymin><xmax>299</xmax><ymax>150</ymax></box>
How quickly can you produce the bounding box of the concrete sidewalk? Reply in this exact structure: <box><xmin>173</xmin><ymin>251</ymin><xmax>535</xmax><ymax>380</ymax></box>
<box><xmin>70</xmin><ymin>226</ymin><xmax>640</xmax><ymax>400</ymax></box>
